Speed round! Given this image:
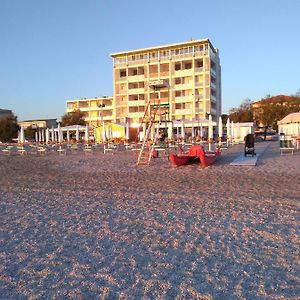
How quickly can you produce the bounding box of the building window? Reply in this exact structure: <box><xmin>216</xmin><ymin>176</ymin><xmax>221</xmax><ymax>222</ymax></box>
<box><xmin>175</xmin><ymin>64</ymin><xmax>181</xmax><ymax>71</ymax></box>
<box><xmin>175</xmin><ymin>78</ymin><xmax>181</xmax><ymax>85</ymax></box>
<box><xmin>120</xmin><ymin>69</ymin><xmax>126</xmax><ymax>77</ymax></box>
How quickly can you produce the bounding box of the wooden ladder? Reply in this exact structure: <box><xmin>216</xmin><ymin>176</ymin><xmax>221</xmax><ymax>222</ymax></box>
<box><xmin>136</xmin><ymin>99</ymin><xmax>161</xmax><ymax>166</ymax></box>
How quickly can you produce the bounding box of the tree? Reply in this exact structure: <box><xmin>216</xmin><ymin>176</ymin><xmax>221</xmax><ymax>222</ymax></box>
<box><xmin>255</xmin><ymin>95</ymin><xmax>300</xmax><ymax>139</ymax></box>
<box><xmin>228</xmin><ymin>99</ymin><xmax>254</xmax><ymax>122</ymax></box>
<box><xmin>256</xmin><ymin>101</ymin><xmax>289</xmax><ymax>140</ymax></box>
<box><xmin>0</xmin><ymin>113</ymin><xmax>19</xmax><ymax>143</ymax></box>
<box><xmin>24</xmin><ymin>126</ymin><xmax>36</xmax><ymax>141</ymax></box>
<box><xmin>61</xmin><ymin>109</ymin><xmax>86</xmax><ymax>126</ymax></box>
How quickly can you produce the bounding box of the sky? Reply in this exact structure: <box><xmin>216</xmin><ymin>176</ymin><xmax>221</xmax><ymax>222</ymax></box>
<box><xmin>0</xmin><ymin>0</ymin><xmax>300</xmax><ymax>121</ymax></box>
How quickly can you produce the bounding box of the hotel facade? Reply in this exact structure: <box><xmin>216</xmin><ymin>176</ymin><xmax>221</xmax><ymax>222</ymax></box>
<box><xmin>66</xmin><ymin>96</ymin><xmax>114</xmax><ymax>127</ymax></box>
<box><xmin>67</xmin><ymin>39</ymin><xmax>221</xmax><ymax>127</ymax></box>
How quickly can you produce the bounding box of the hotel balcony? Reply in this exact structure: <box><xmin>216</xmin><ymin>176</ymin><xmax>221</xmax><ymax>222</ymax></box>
<box><xmin>128</xmin><ymin>100</ymin><xmax>145</xmax><ymax>106</ymax></box>
<box><xmin>174</xmin><ymin>96</ymin><xmax>193</xmax><ymax>103</ymax></box>
<box><xmin>194</xmin><ymin>67</ymin><xmax>204</xmax><ymax>73</ymax></box>
<box><xmin>174</xmin><ymin>69</ymin><xmax>193</xmax><ymax>77</ymax></box>
<box><xmin>174</xmin><ymin>108</ymin><xmax>194</xmax><ymax>115</ymax></box>
<box><xmin>211</xmin><ymin>68</ymin><xmax>217</xmax><ymax>76</ymax></box>
<box><xmin>174</xmin><ymin>83</ymin><xmax>193</xmax><ymax>90</ymax></box>
<box><xmin>128</xmin><ymin>88</ymin><xmax>145</xmax><ymax>94</ymax></box>
<box><xmin>127</xmin><ymin>75</ymin><xmax>145</xmax><ymax>82</ymax></box>
<box><xmin>128</xmin><ymin>112</ymin><xmax>145</xmax><ymax>118</ymax></box>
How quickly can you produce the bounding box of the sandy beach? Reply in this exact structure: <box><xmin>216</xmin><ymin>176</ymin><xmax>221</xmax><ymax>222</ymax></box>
<box><xmin>0</xmin><ymin>141</ymin><xmax>299</xmax><ymax>299</ymax></box>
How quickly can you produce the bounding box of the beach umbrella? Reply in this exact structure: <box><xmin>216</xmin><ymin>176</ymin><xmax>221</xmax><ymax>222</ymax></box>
<box><xmin>41</xmin><ymin>129</ymin><xmax>45</xmax><ymax>143</ymax></box>
<box><xmin>35</xmin><ymin>131</ymin><xmax>38</xmax><ymax>143</ymax></box>
<box><xmin>102</xmin><ymin>123</ymin><xmax>106</xmax><ymax>142</ymax></box>
<box><xmin>51</xmin><ymin>127</ymin><xmax>55</xmax><ymax>142</ymax></box>
<box><xmin>181</xmin><ymin>121</ymin><xmax>185</xmax><ymax>140</ymax></box>
<box><xmin>57</xmin><ymin>123</ymin><xmax>62</xmax><ymax>143</ymax></box>
<box><xmin>226</xmin><ymin>118</ymin><xmax>231</xmax><ymax>145</ymax></box>
<box><xmin>66</xmin><ymin>129</ymin><xmax>70</xmax><ymax>143</ymax></box>
<box><xmin>17</xmin><ymin>130</ymin><xmax>20</xmax><ymax>143</ymax></box>
<box><xmin>38</xmin><ymin>129</ymin><xmax>42</xmax><ymax>143</ymax></box>
<box><xmin>199</xmin><ymin>123</ymin><xmax>203</xmax><ymax>140</ymax></box>
<box><xmin>167</xmin><ymin>122</ymin><xmax>173</xmax><ymax>140</ymax></box>
<box><xmin>85</xmin><ymin>124</ymin><xmax>89</xmax><ymax>143</ymax></box>
<box><xmin>231</xmin><ymin>121</ymin><xmax>235</xmax><ymax>142</ymax></box>
<box><xmin>208</xmin><ymin>115</ymin><xmax>213</xmax><ymax>151</ymax></box>
<box><xmin>45</xmin><ymin>128</ymin><xmax>49</xmax><ymax>144</ymax></box>
<box><xmin>191</xmin><ymin>121</ymin><xmax>195</xmax><ymax>140</ymax></box>
<box><xmin>20</xmin><ymin>126</ymin><xmax>25</xmax><ymax>144</ymax></box>
<box><xmin>75</xmin><ymin>125</ymin><xmax>79</xmax><ymax>142</ymax></box>
<box><xmin>125</xmin><ymin>122</ymin><xmax>130</xmax><ymax>140</ymax></box>
<box><xmin>218</xmin><ymin>116</ymin><xmax>223</xmax><ymax>143</ymax></box>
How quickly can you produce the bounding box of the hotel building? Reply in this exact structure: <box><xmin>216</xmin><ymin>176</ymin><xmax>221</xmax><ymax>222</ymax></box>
<box><xmin>66</xmin><ymin>39</ymin><xmax>221</xmax><ymax>128</ymax></box>
<box><xmin>111</xmin><ymin>39</ymin><xmax>221</xmax><ymax>125</ymax></box>
<box><xmin>66</xmin><ymin>96</ymin><xmax>114</xmax><ymax>127</ymax></box>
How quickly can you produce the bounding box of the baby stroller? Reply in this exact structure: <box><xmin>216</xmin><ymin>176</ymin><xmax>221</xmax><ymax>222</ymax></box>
<box><xmin>244</xmin><ymin>134</ymin><xmax>256</xmax><ymax>157</ymax></box>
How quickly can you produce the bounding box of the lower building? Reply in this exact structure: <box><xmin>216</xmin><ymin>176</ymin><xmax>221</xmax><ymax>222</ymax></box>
<box><xmin>66</xmin><ymin>96</ymin><xmax>114</xmax><ymax>127</ymax></box>
<box><xmin>18</xmin><ymin>119</ymin><xmax>57</xmax><ymax>129</ymax></box>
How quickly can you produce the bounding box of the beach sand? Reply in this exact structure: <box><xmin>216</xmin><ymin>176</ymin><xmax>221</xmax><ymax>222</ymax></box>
<box><xmin>0</xmin><ymin>142</ymin><xmax>299</xmax><ymax>299</ymax></box>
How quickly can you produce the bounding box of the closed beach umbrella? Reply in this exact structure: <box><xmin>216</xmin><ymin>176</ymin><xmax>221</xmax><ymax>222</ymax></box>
<box><xmin>102</xmin><ymin>123</ymin><xmax>106</xmax><ymax>142</ymax></box>
<box><xmin>226</xmin><ymin>118</ymin><xmax>231</xmax><ymax>145</ymax></box>
<box><xmin>38</xmin><ymin>130</ymin><xmax>42</xmax><ymax>143</ymax></box>
<box><xmin>57</xmin><ymin>123</ymin><xmax>62</xmax><ymax>143</ymax></box>
<box><xmin>20</xmin><ymin>126</ymin><xmax>25</xmax><ymax>144</ymax></box>
<box><xmin>35</xmin><ymin>131</ymin><xmax>38</xmax><ymax>143</ymax></box>
<box><xmin>125</xmin><ymin>122</ymin><xmax>130</xmax><ymax>140</ymax></box>
<box><xmin>167</xmin><ymin>122</ymin><xmax>173</xmax><ymax>140</ymax></box>
<box><xmin>231</xmin><ymin>121</ymin><xmax>235</xmax><ymax>142</ymax></box>
<box><xmin>199</xmin><ymin>123</ymin><xmax>203</xmax><ymax>140</ymax></box>
<box><xmin>208</xmin><ymin>115</ymin><xmax>213</xmax><ymax>151</ymax></box>
<box><xmin>66</xmin><ymin>129</ymin><xmax>70</xmax><ymax>143</ymax></box>
<box><xmin>191</xmin><ymin>121</ymin><xmax>195</xmax><ymax>139</ymax></box>
<box><xmin>76</xmin><ymin>125</ymin><xmax>79</xmax><ymax>142</ymax></box>
<box><xmin>41</xmin><ymin>129</ymin><xmax>45</xmax><ymax>143</ymax></box>
<box><xmin>45</xmin><ymin>128</ymin><xmax>49</xmax><ymax>144</ymax></box>
<box><xmin>218</xmin><ymin>116</ymin><xmax>223</xmax><ymax>141</ymax></box>
<box><xmin>51</xmin><ymin>127</ymin><xmax>55</xmax><ymax>142</ymax></box>
<box><xmin>181</xmin><ymin>121</ymin><xmax>185</xmax><ymax>140</ymax></box>
<box><xmin>85</xmin><ymin>124</ymin><xmax>89</xmax><ymax>143</ymax></box>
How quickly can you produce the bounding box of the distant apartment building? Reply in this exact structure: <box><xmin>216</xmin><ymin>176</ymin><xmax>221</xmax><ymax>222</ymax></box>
<box><xmin>66</xmin><ymin>96</ymin><xmax>114</xmax><ymax>127</ymax></box>
<box><xmin>18</xmin><ymin>119</ymin><xmax>57</xmax><ymax>129</ymax></box>
<box><xmin>0</xmin><ymin>109</ymin><xmax>12</xmax><ymax>120</ymax></box>
<box><xmin>111</xmin><ymin>39</ymin><xmax>221</xmax><ymax>125</ymax></box>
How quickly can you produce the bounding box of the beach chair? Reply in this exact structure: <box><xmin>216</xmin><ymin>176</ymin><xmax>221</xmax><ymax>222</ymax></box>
<box><xmin>279</xmin><ymin>135</ymin><xmax>295</xmax><ymax>155</ymax></box>
<box><xmin>244</xmin><ymin>134</ymin><xmax>256</xmax><ymax>157</ymax></box>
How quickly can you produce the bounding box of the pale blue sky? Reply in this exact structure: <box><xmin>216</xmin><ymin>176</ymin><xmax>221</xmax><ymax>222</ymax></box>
<box><xmin>1</xmin><ymin>0</ymin><xmax>299</xmax><ymax>121</ymax></box>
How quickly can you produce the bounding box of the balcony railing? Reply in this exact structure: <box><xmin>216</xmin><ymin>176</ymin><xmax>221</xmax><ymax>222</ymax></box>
<box><xmin>127</xmin><ymin>74</ymin><xmax>145</xmax><ymax>82</ymax></box>
<box><xmin>174</xmin><ymin>83</ymin><xmax>193</xmax><ymax>90</ymax></box>
<box><xmin>128</xmin><ymin>87</ymin><xmax>145</xmax><ymax>94</ymax></box>
<box><xmin>174</xmin><ymin>108</ymin><xmax>193</xmax><ymax>115</ymax></box>
<box><xmin>128</xmin><ymin>100</ymin><xmax>145</xmax><ymax>106</ymax></box>
<box><xmin>195</xmin><ymin>67</ymin><xmax>204</xmax><ymax>73</ymax></box>
<box><xmin>174</xmin><ymin>69</ymin><xmax>193</xmax><ymax>76</ymax></box>
<box><xmin>174</xmin><ymin>96</ymin><xmax>193</xmax><ymax>103</ymax></box>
